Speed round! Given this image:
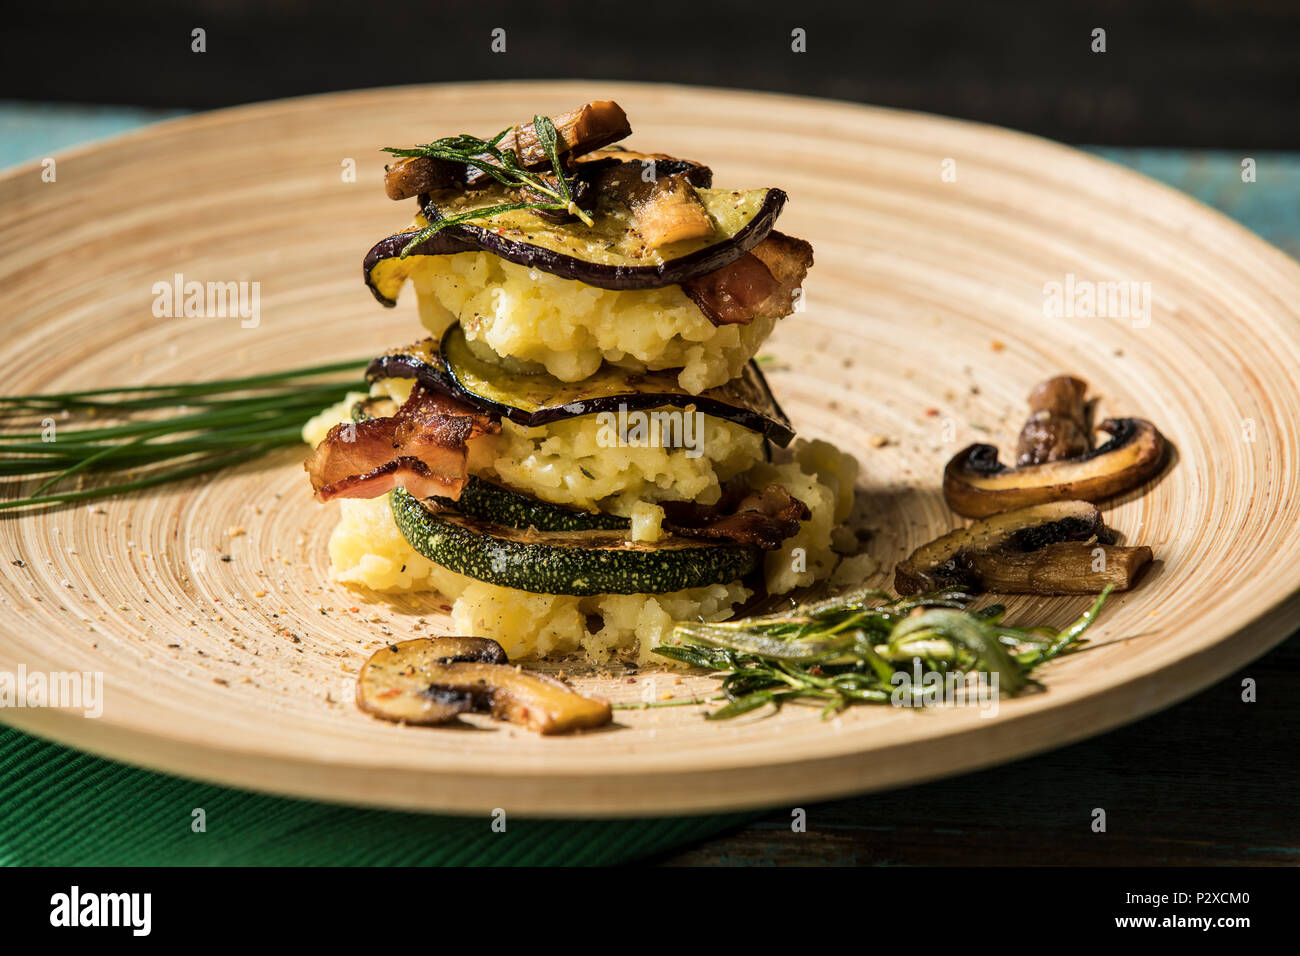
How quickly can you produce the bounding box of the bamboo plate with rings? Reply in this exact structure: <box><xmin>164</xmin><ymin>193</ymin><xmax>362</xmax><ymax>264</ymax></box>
<box><xmin>1</xmin><ymin>81</ymin><xmax>1298</xmax><ymax>816</ymax></box>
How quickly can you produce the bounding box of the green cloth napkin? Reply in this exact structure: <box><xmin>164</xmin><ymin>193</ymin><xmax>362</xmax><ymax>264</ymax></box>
<box><xmin>0</xmin><ymin>728</ymin><xmax>751</xmax><ymax>865</ymax></box>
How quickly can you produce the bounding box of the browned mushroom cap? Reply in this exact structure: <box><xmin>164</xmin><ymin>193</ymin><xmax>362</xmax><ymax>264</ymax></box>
<box><xmin>895</xmin><ymin>500</ymin><xmax>1152</xmax><ymax>595</ymax></box>
<box><xmin>356</xmin><ymin>637</ymin><xmax>611</xmax><ymax>734</ymax></box>
<box><xmin>384</xmin><ymin>155</ymin><xmax>463</xmax><ymax>201</ymax></box>
<box><xmin>944</xmin><ymin>417</ymin><xmax>1166</xmax><ymax>518</ymax></box>
<box><xmin>356</xmin><ymin>636</ymin><xmax>504</xmax><ymax>725</ymax></box>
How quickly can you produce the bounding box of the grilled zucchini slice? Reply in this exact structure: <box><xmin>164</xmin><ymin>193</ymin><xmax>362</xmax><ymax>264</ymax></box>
<box><xmin>390</xmin><ymin>488</ymin><xmax>757</xmax><ymax>596</ymax></box>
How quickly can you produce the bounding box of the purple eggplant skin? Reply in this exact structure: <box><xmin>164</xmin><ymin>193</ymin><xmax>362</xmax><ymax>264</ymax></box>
<box><xmin>364</xmin><ymin>333</ymin><xmax>797</xmax><ymax>447</ymax></box>
<box><xmin>578</xmin><ymin>155</ymin><xmax>714</xmax><ymax>189</ymax></box>
<box><xmin>421</xmin><ymin>188</ymin><xmax>786</xmax><ymax>291</ymax></box>
<box><xmin>361</xmin><ymin>175</ymin><xmax>776</xmax><ymax>304</ymax></box>
<box><xmin>366</xmin><ymin>339</ymin><xmax>462</xmax><ymax>395</ymax></box>
<box><xmin>362</xmin><ymin>229</ymin><xmax>478</xmax><ymax>307</ymax></box>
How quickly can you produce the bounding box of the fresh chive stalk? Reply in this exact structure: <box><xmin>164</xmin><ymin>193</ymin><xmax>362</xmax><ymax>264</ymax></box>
<box><xmin>0</xmin><ymin>360</ymin><xmax>368</xmax><ymax>511</ymax></box>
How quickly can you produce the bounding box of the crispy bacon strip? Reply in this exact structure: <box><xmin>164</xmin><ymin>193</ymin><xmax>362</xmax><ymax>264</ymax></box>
<box><xmin>662</xmin><ymin>483</ymin><xmax>809</xmax><ymax>550</ymax></box>
<box><xmin>305</xmin><ymin>384</ymin><xmax>498</xmax><ymax>502</ymax></box>
<box><xmin>680</xmin><ymin>232</ymin><xmax>814</xmax><ymax>326</ymax></box>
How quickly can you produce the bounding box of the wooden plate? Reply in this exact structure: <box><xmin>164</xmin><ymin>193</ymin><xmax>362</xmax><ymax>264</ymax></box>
<box><xmin>2</xmin><ymin>82</ymin><xmax>1298</xmax><ymax>816</ymax></box>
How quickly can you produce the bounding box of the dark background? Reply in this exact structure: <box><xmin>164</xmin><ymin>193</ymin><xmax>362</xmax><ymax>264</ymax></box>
<box><xmin>5</xmin><ymin>0</ymin><xmax>1298</xmax><ymax>148</ymax></box>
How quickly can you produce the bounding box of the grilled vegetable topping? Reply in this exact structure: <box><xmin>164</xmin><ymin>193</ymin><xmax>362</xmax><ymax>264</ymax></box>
<box><xmin>577</xmin><ymin>147</ymin><xmax>713</xmax><ymax>187</ymax></box>
<box><xmin>384</xmin><ymin>155</ymin><xmax>462</xmax><ymax>201</ymax></box>
<box><xmin>463</xmin><ymin>100</ymin><xmax>631</xmax><ymax>187</ymax></box>
<box><xmin>590</xmin><ymin>159</ymin><xmax>715</xmax><ymax>247</ymax></box>
<box><xmin>382</xmin><ymin>101</ymin><xmax>631</xmax><ymax>201</ymax></box>
<box><xmin>366</xmin><ymin>327</ymin><xmax>796</xmax><ymax>445</ymax></box>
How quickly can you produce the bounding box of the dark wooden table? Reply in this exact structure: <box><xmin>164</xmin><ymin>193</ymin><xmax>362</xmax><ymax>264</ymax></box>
<box><xmin>660</xmin><ymin>633</ymin><xmax>1298</xmax><ymax>865</ymax></box>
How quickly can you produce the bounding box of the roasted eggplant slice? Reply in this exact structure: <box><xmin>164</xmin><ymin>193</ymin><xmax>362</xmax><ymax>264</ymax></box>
<box><xmin>944</xmin><ymin>418</ymin><xmax>1166</xmax><ymax>518</ymax></box>
<box><xmin>357</xmin><ymin>637</ymin><xmax>611</xmax><ymax>734</ymax></box>
<box><xmin>367</xmin><ymin>327</ymin><xmax>796</xmax><ymax>445</ymax></box>
<box><xmin>423</xmin><ymin>184</ymin><xmax>785</xmax><ymax>289</ymax></box>
<box><xmin>362</xmin><ymin>227</ymin><xmax>479</xmax><ymax>306</ymax></box>
<box><xmin>895</xmin><ymin>500</ymin><xmax>1153</xmax><ymax>595</ymax></box>
<box><xmin>577</xmin><ymin>147</ymin><xmax>713</xmax><ymax>188</ymax></box>
<box><xmin>361</xmin><ymin>186</ymin><xmax>787</xmax><ymax>304</ymax></box>
<box><xmin>441</xmin><ymin>324</ymin><xmax>795</xmax><ymax>444</ymax></box>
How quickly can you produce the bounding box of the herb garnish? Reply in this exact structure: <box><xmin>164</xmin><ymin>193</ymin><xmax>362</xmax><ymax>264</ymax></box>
<box><xmin>651</xmin><ymin>586</ymin><xmax>1110</xmax><ymax>719</ymax></box>
<box><xmin>383</xmin><ymin>115</ymin><xmax>595</xmax><ymax>258</ymax></box>
<box><xmin>0</xmin><ymin>360</ymin><xmax>367</xmax><ymax>511</ymax></box>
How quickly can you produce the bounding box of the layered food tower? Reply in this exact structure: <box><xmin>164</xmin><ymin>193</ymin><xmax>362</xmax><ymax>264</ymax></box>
<box><xmin>304</xmin><ymin>101</ymin><xmax>860</xmax><ymax>662</ymax></box>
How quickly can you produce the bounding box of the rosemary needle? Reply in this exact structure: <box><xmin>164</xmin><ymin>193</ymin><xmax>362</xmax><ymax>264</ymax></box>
<box><xmin>384</xmin><ymin>114</ymin><xmax>595</xmax><ymax>258</ymax></box>
<box><xmin>658</xmin><ymin>586</ymin><xmax>1113</xmax><ymax>720</ymax></box>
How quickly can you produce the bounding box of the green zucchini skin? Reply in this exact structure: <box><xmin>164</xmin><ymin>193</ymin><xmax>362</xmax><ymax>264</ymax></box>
<box><xmin>390</xmin><ymin>489</ymin><xmax>757</xmax><ymax>596</ymax></box>
<box><xmin>431</xmin><ymin>477</ymin><xmax>630</xmax><ymax>532</ymax></box>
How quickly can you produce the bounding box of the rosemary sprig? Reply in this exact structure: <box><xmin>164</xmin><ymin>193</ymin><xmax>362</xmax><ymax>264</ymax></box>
<box><xmin>0</xmin><ymin>361</ymin><xmax>368</xmax><ymax>511</ymax></box>
<box><xmin>383</xmin><ymin>115</ymin><xmax>594</xmax><ymax>258</ymax></box>
<box><xmin>656</xmin><ymin>586</ymin><xmax>1113</xmax><ymax>720</ymax></box>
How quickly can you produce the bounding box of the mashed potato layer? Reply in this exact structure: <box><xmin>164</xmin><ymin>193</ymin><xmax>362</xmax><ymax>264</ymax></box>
<box><xmin>328</xmin><ymin>494</ymin><xmax>749</xmax><ymax>663</ymax></box>
<box><xmin>753</xmin><ymin>438</ymin><xmax>860</xmax><ymax>594</ymax></box>
<box><xmin>305</xmin><ymin>391</ymin><xmax>864</xmax><ymax>662</ymax></box>
<box><xmin>414</xmin><ymin>253</ymin><xmax>778</xmax><ymax>393</ymax></box>
<box><xmin>305</xmin><ymin>379</ymin><xmax>769</xmax><ymax>537</ymax></box>
<box><xmin>321</xmin><ymin>438</ymin><xmax>860</xmax><ymax>662</ymax></box>
<box><xmin>470</xmin><ymin>412</ymin><xmax>766</xmax><ymax>523</ymax></box>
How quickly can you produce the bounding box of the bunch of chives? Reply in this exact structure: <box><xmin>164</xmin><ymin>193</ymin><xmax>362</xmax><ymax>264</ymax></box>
<box><xmin>0</xmin><ymin>359</ymin><xmax>368</xmax><ymax>511</ymax></box>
